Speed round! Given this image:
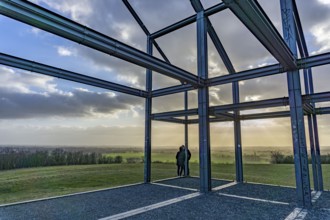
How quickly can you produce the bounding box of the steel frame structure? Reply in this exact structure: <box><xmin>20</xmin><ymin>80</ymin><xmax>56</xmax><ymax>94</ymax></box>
<box><xmin>0</xmin><ymin>0</ymin><xmax>329</xmax><ymax>208</ymax></box>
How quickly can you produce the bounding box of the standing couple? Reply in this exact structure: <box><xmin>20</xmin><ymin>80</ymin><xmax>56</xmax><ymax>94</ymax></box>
<box><xmin>176</xmin><ymin>145</ymin><xmax>191</xmax><ymax>176</ymax></box>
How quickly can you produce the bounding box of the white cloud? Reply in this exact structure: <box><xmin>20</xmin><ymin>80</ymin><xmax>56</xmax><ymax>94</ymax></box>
<box><xmin>311</xmin><ymin>23</ymin><xmax>330</xmax><ymax>54</ymax></box>
<box><xmin>56</xmin><ymin>46</ymin><xmax>75</xmax><ymax>57</ymax></box>
<box><xmin>244</xmin><ymin>95</ymin><xmax>261</xmax><ymax>102</ymax></box>
<box><xmin>0</xmin><ymin>66</ymin><xmax>55</xmax><ymax>94</ymax></box>
<box><xmin>0</xmin><ymin>66</ymin><xmax>143</xmax><ymax>119</ymax></box>
<box><xmin>30</xmin><ymin>27</ymin><xmax>42</xmax><ymax>35</ymax></box>
<box><xmin>116</xmin><ymin>75</ymin><xmax>139</xmax><ymax>87</ymax></box>
<box><xmin>3</xmin><ymin>0</ymin><xmax>330</xmax><ymax>147</ymax></box>
<box><xmin>318</xmin><ymin>0</ymin><xmax>330</xmax><ymax>5</ymax></box>
<box><xmin>31</xmin><ymin>0</ymin><xmax>92</xmax><ymax>24</ymax></box>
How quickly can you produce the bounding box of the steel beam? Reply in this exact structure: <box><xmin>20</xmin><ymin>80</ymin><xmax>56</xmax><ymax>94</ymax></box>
<box><xmin>152</xmin><ymin>84</ymin><xmax>196</xmax><ymax>97</ymax></box>
<box><xmin>153</xmin><ymin>118</ymin><xmax>186</xmax><ymax>124</ymax></box>
<box><xmin>152</xmin><ymin>109</ymin><xmax>198</xmax><ymax>120</ymax></box>
<box><xmin>122</xmin><ymin>0</ymin><xmax>170</xmax><ymax>63</ymax></box>
<box><xmin>144</xmin><ymin>37</ymin><xmax>152</xmax><ymax>183</ymax></box>
<box><xmin>211</xmin><ymin>51</ymin><xmax>330</xmax><ymax>85</ymax></box>
<box><xmin>152</xmin><ymin>92</ymin><xmax>330</xmax><ymax>120</ymax></box>
<box><xmin>152</xmin><ymin>52</ymin><xmax>330</xmax><ymax>97</ymax></box>
<box><xmin>223</xmin><ymin>0</ymin><xmax>296</xmax><ymax>70</ymax></box>
<box><xmin>299</xmin><ymin>52</ymin><xmax>330</xmax><ymax>69</ymax></box>
<box><xmin>197</xmin><ymin>11</ymin><xmax>211</xmax><ymax>192</ymax></box>
<box><xmin>155</xmin><ymin>94</ymin><xmax>308</xmax><ymax>124</ymax></box>
<box><xmin>241</xmin><ymin>111</ymin><xmax>290</xmax><ymax>120</ymax></box>
<box><xmin>281</xmin><ymin>0</ymin><xmax>311</xmax><ymax>208</ymax></box>
<box><xmin>305</xmin><ymin>92</ymin><xmax>330</xmax><ymax>103</ymax></box>
<box><xmin>0</xmin><ymin>53</ymin><xmax>147</xmax><ymax>97</ymax></box>
<box><xmin>213</xmin><ymin>112</ymin><xmax>234</xmax><ymax>119</ymax></box>
<box><xmin>152</xmin><ymin>97</ymin><xmax>288</xmax><ymax>119</ymax></box>
<box><xmin>151</xmin><ymin>3</ymin><xmax>227</xmax><ymax>39</ymax></box>
<box><xmin>0</xmin><ymin>0</ymin><xmax>200</xmax><ymax>86</ymax></box>
<box><xmin>317</xmin><ymin>107</ymin><xmax>330</xmax><ymax>114</ymax></box>
<box><xmin>213</xmin><ymin>97</ymin><xmax>289</xmax><ymax>113</ymax></box>
<box><xmin>186</xmin><ymin>106</ymin><xmax>330</xmax><ymax>124</ymax></box>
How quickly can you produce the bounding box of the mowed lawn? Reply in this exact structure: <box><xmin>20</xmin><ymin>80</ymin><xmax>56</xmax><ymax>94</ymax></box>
<box><xmin>0</xmin><ymin>163</ymin><xmax>329</xmax><ymax>204</ymax></box>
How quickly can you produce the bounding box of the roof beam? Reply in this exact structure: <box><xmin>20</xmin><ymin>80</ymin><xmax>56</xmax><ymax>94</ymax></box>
<box><xmin>190</xmin><ymin>0</ymin><xmax>235</xmax><ymax>74</ymax></box>
<box><xmin>150</xmin><ymin>2</ymin><xmax>227</xmax><ymax>39</ymax></box>
<box><xmin>292</xmin><ymin>1</ymin><xmax>308</xmax><ymax>58</ymax></box>
<box><xmin>0</xmin><ymin>0</ymin><xmax>200</xmax><ymax>86</ymax></box>
<box><xmin>0</xmin><ymin>53</ymin><xmax>148</xmax><ymax>97</ymax></box>
<box><xmin>222</xmin><ymin>0</ymin><xmax>296</xmax><ymax>70</ymax></box>
<box><xmin>122</xmin><ymin>0</ymin><xmax>170</xmax><ymax>64</ymax></box>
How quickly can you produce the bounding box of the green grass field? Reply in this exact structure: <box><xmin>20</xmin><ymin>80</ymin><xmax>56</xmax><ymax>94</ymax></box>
<box><xmin>0</xmin><ymin>163</ymin><xmax>329</xmax><ymax>204</ymax></box>
<box><xmin>105</xmin><ymin>150</ymin><xmax>270</xmax><ymax>164</ymax></box>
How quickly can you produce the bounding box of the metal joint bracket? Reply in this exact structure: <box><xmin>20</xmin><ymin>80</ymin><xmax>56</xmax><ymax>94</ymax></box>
<box><xmin>110</xmin><ymin>42</ymin><xmax>119</xmax><ymax>56</ymax></box>
<box><xmin>79</xmin><ymin>26</ymin><xmax>88</xmax><ymax>44</ymax></box>
<box><xmin>303</xmin><ymin>103</ymin><xmax>315</xmax><ymax>115</ymax></box>
<box><xmin>297</xmin><ymin>59</ymin><xmax>307</xmax><ymax>70</ymax></box>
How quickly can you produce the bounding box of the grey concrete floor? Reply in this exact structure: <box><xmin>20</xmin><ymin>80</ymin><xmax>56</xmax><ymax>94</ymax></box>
<box><xmin>0</xmin><ymin>177</ymin><xmax>329</xmax><ymax>220</ymax></box>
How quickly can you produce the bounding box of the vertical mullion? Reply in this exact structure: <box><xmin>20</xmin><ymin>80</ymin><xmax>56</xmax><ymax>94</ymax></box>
<box><xmin>280</xmin><ymin>0</ymin><xmax>311</xmax><ymax>208</ymax></box>
<box><xmin>144</xmin><ymin>36</ymin><xmax>152</xmax><ymax>183</ymax></box>
<box><xmin>197</xmin><ymin>11</ymin><xmax>211</xmax><ymax>192</ymax></box>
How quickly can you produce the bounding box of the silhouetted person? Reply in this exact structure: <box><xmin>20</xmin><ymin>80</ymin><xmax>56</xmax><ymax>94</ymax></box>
<box><xmin>176</xmin><ymin>146</ymin><xmax>185</xmax><ymax>176</ymax></box>
<box><xmin>184</xmin><ymin>146</ymin><xmax>191</xmax><ymax>176</ymax></box>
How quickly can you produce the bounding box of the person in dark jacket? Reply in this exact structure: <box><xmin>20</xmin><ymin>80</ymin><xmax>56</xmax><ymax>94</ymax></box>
<box><xmin>184</xmin><ymin>146</ymin><xmax>191</xmax><ymax>176</ymax></box>
<box><xmin>176</xmin><ymin>146</ymin><xmax>185</xmax><ymax>176</ymax></box>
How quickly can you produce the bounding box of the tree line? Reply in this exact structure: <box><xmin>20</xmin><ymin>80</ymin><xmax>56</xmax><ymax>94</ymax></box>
<box><xmin>270</xmin><ymin>151</ymin><xmax>330</xmax><ymax>164</ymax></box>
<box><xmin>0</xmin><ymin>148</ymin><xmax>123</xmax><ymax>170</ymax></box>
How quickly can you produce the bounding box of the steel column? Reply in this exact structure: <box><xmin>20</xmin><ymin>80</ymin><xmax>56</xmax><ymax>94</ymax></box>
<box><xmin>308</xmin><ymin>66</ymin><xmax>323</xmax><ymax>192</ymax></box>
<box><xmin>144</xmin><ymin>37</ymin><xmax>152</xmax><ymax>183</ymax></box>
<box><xmin>281</xmin><ymin>0</ymin><xmax>311</xmax><ymax>208</ymax></box>
<box><xmin>190</xmin><ymin>0</ymin><xmax>243</xmax><ymax>182</ymax></box>
<box><xmin>233</xmin><ymin>82</ymin><xmax>243</xmax><ymax>182</ymax></box>
<box><xmin>306</xmin><ymin>94</ymin><xmax>318</xmax><ymax>192</ymax></box>
<box><xmin>312</xmin><ymin>114</ymin><xmax>323</xmax><ymax>190</ymax></box>
<box><xmin>293</xmin><ymin>1</ymin><xmax>321</xmax><ymax>191</ymax></box>
<box><xmin>197</xmin><ymin>11</ymin><xmax>211</xmax><ymax>192</ymax></box>
<box><xmin>293</xmin><ymin>1</ymin><xmax>324</xmax><ymax>191</ymax></box>
<box><xmin>184</xmin><ymin>90</ymin><xmax>189</xmax><ymax>176</ymax></box>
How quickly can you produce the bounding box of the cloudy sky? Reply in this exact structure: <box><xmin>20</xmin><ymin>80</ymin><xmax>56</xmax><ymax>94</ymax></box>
<box><xmin>0</xmin><ymin>0</ymin><xmax>330</xmax><ymax>150</ymax></box>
